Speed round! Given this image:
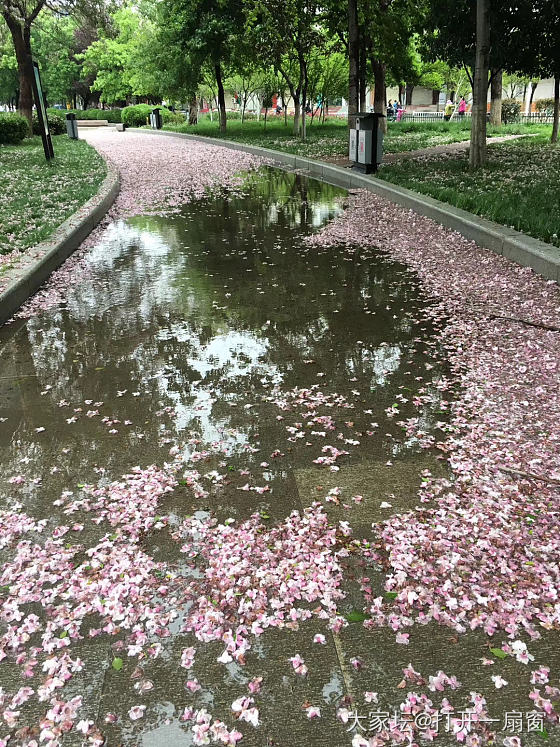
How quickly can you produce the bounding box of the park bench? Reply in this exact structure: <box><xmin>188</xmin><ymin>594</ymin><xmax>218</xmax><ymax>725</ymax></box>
<box><xmin>76</xmin><ymin>119</ymin><xmax>110</xmax><ymax>127</ymax></box>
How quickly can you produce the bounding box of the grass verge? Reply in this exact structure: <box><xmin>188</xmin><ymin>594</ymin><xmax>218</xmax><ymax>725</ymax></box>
<box><xmin>161</xmin><ymin>115</ymin><xmax>551</xmax><ymax>158</ymax></box>
<box><xmin>377</xmin><ymin>134</ymin><xmax>560</xmax><ymax>248</ymax></box>
<box><xmin>0</xmin><ymin>135</ymin><xmax>106</xmax><ymax>256</ymax></box>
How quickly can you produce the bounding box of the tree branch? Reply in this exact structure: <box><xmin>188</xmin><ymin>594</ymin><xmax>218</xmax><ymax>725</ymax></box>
<box><xmin>498</xmin><ymin>466</ymin><xmax>560</xmax><ymax>486</ymax></box>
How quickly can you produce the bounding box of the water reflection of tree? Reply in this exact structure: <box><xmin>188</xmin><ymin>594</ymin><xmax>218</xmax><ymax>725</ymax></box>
<box><xmin>0</xmin><ymin>168</ymin><xmax>445</xmax><ymax>498</ymax></box>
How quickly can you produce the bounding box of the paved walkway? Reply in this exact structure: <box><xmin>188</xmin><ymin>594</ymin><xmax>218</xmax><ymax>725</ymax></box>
<box><xmin>0</xmin><ymin>130</ymin><xmax>558</xmax><ymax>747</ymax></box>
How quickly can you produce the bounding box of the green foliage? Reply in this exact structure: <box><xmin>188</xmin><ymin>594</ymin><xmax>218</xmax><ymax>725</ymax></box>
<box><xmin>377</xmin><ymin>133</ymin><xmax>559</xmax><ymax>247</ymax></box>
<box><xmin>223</xmin><ymin>111</ymin><xmax>258</xmax><ymax>120</ymax></box>
<box><xmin>489</xmin><ymin>647</ymin><xmax>508</xmax><ymax>659</ymax></box>
<box><xmin>56</xmin><ymin>108</ymin><xmax>122</xmax><ymax>123</ymax></box>
<box><xmin>535</xmin><ymin>98</ymin><xmax>555</xmax><ymax>113</ymax></box>
<box><xmin>81</xmin><ymin>8</ymin><xmax>161</xmax><ymax>104</ymax></box>
<box><xmin>32</xmin><ymin>111</ymin><xmax>66</xmax><ymax>136</ymax></box>
<box><xmin>306</xmin><ymin>47</ymin><xmax>348</xmax><ymax>110</ymax></box>
<box><xmin>0</xmin><ymin>136</ymin><xmax>106</xmax><ymax>254</ymax></box>
<box><xmin>502</xmin><ymin>73</ymin><xmax>529</xmax><ymax>99</ymax></box>
<box><xmin>122</xmin><ymin>104</ymin><xmax>153</xmax><ymax>127</ymax></box>
<box><xmin>122</xmin><ymin>104</ymin><xmax>181</xmax><ymax>127</ymax></box>
<box><xmin>161</xmin><ymin>0</ymin><xmax>244</xmax><ymax>92</ymax></box>
<box><xmin>160</xmin><ymin>108</ymin><xmax>184</xmax><ymax>124</ymax></box>
<box><xmin>0</xmin><ymin>25</ymin><xmax>18</xmax><ymax>106</ymax></box>
<box><xmin>501</xmin><ymin>98</ymin><xmax>521</xmax><ymax>124</ymax></box>
<box><xmin>344</xmin><ymin>610</ymin><xmax>369</xmax><ymax>622</ymax></box>
<box><xmin>32</xmin><ymin>14</ymin><xmax>80</xmax><ymax>105</ymax></box>
<box><xmin>0</xmin><ymin>112</ymin><xmax>28</xmax><ymax>144</ymax></box>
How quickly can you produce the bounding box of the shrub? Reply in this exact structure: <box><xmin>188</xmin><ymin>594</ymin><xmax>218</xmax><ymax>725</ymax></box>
<box><xmin>102</xmin><ymin>109</ymin><xmax>122</xmax><ymax>123</ymax></box>
<box><xmin>535</xmin><ymin>98</ymin><xmax>554</xmax><ymax>113</ymax></box>
<box><xmin>33</xmin><ymin>110</ymin><xmax>66</xmax><ymax>136</ymax></box>
<box><xmin>226</xmin><ymin>110</ymin><xmax>258</xmax><ymax>121</ymax></box>
<box><xmin>56</xmin><ymin>108</ymin><xmax>123</xmax><ymax>123</ymax></box>
<box><xmin>122</xmin><ymin>104</ymin><xmax>183</xmax><ymax>127</ymax></box>
<box><xmin>122</xmin><ymin>104</ymin><xmax>153</xmax><ymax>127</ymax></box>
<box><xmin>0</xmin><ymin>112</ymin><xmax>29</xmax><ymax>144</ymax></box>
<box><xmin>160</xmin><ymin>108</ymin><xmax>184</xmax><ymax>125</ymax></box>
<box><xmin>501</xmin><ymin>98</ymin><xmax>521</xmax><ymax>124</ymax></box>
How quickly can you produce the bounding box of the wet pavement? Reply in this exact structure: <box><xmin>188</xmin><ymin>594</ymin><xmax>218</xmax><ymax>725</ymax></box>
<box><xmin>0</xmin><ymin>166</ymin><xmax>556</xmax><ymax>746</ymax></box>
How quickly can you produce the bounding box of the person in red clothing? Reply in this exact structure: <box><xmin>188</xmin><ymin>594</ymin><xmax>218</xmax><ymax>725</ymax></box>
<box><xmin>458</xmin><ymin>96</ymin><xmax>467</xmax><ymax>116</ymax></box>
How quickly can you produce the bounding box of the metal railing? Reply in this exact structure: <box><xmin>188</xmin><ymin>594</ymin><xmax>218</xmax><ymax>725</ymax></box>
<box><xmin>395</xmin><ymin>111</ymin><xmax>555</xmax><ymax>124</ymax></box>
<box><xmin>518</xmin><ymin>112</ymin><xmax>555</xmax><ymax>124</ymax></box>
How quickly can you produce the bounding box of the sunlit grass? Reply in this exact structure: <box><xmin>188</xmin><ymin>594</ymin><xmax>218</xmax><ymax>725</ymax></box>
<box><xmin>0</xmin><ymin>136</ymin><xmax>105</xmax><ymax>255</ymax></box>
<box><xmin>377</xmin><ymin>135</ymin><xmax>560</xmax><ymax>247</ymax></box>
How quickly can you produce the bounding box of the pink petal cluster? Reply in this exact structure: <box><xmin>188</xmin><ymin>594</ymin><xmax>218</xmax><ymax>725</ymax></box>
<box><xmin>174</xmin><ymin>505</ymin><xmax>349</xmax><ymax>661</ymax></box>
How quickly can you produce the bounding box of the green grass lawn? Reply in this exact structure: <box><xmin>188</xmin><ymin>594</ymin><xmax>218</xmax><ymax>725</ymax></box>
<box><xmin>162</xmin><ymin>115</ymin><xmax>550</xmax><ymax>158</ymax></box>
<box><xmin>0</xmin><ymin>135</ymin><xmax>106</xmax><ymax>256</ymax></box>
<box><xmin>377</xmin><ymin>134</ymin><xmax>560</xmax><ymax>248</ymax></box>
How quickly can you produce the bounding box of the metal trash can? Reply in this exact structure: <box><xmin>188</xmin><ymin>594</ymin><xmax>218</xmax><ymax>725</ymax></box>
<box><xmin>66</xmin><ymin>112</ymin><xmax>78</xmax><ymax>140</ymax></box>
<box><xmin>349</xmin><ymin>112</ymin><xmax>384</xmax><ymax>173</ymax></box>
<box><xmin>150</xmin><ymin>108</ymin><xmax>162</xmax><ymax>130</ymax></box>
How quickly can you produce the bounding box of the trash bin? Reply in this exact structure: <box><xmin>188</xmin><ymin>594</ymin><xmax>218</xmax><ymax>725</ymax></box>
<box><xmin>349</xmin><ymin>112</ymin><xmax>384</xmax><ymax>174</ymax></box>
<box><xmin>66</xmin><ymin>112</ymin><xmax>78</xmax><ymax>140</ymax></box>
<box><xmin>150</xmin><ymin>108</ymin><xmax>162</xmax><ymax>130</ymax></box>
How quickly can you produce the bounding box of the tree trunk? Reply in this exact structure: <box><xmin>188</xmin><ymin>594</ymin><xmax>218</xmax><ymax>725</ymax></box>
<box><xmin>293</xmin><ymin>94</ymin><xmax>300</xmax><ymax>136</ymax></box>
<box><xmin>405</xmin><ymin>84</ymin><xmax>414</xmax><ymax>106</ymax></box>
<box><xmin>528</xmin><ymin>81</ymin><xmax>538</xmax><ymax>114</ymax></box>
<box><xmin>489</xmin><ymin>68</ymin><xmax>502</xmax><ymax>126</ymax></box>
<box><xmin>551</xmin><ymin>77</ymin><xmax>559</xmax><ymax>144</ymax></box>
<box><xmin>470</xmin><ymin>0</ymin><xmax>490</xmax><ymax>169</ymax></box>
<box><xmin>215</xmin><ymin>63</ymin><xmax>227</xmax><ymax>133</ymax></box>
<box><xmin>371</xmin><ymin>57</ymin><xmax>387</xmax><ymax>134</ymax></box>
<box><xmin>398</xmin><ymin>84</ymin><xmax>404</xmax><ymax>105</ymax></box>
<box><xmin>188</xmin><ymin>97</ymin><xmax>198</xmax><ymax>125</ymax></box>
<box><xmin>301</xmin><ymin>62</ymin><xmax>308</xmax><ymax>141</ymax></box>
<box><xmin>348</xmin><ymin>0</ymin><xmax>359</xmax><ymax>127</ymax></box>
<box><xmin>3</xmin><ymin>15</ymin><xmax>34</xmax><ymax>133</ymax></box>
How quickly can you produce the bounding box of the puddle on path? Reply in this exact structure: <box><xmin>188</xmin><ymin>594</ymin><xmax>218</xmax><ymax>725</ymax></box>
<box><xmin>1</xmin><ymin>167</ymin><xmax>546</xmax><ymax>746</ymax></box>
<box><xmin>0</xmin><ymin>167</ymin><xmax>447</xmax><ymax>524</ymax></box>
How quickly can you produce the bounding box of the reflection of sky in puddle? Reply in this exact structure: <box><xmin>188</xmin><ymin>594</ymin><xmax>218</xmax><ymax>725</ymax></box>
<box><xmin>0</xmin><ymin>166</ymin><xmax>448</xmax><ymax>516</ymax></box>
<box><xmin>154</xmin><ymin>325</ymin><xmax>279</xmax><ymax>446</ymax></box>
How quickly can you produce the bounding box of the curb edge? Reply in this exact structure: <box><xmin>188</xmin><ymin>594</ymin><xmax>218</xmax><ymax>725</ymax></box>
<box><xmin>130</xmin><ymin>127</ymin><xmax>559</xmax><ymax>283</ymax></box>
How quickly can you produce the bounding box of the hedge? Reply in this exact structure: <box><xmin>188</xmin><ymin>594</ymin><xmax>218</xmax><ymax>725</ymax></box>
<box><xmin>33</xmin><ymin>111</ymin><xmax>66</xmax><ymax>136</ymax></box>
<box><xmin>0</xmin><ymin>112</ymin><xmax>29</xmax><ymax>145</ymax></box>
<box><xmin>46</xmin><ymin>108</ymin><xmax>123</xmax><ymax>123</ymax></box>
<box><xmin>122</xmin><ymin>104</ymin><xmax>184</xmax><ymax>127</ymax></box>
<box><xmin>225</xmin><ymin>111</ymin><xmax>258</xmax><ymax>120</ymax></box>
<box><xmin>535</xmin><ymin>98</ymin><xmax>555</xmax><ymax>113</ymax></box>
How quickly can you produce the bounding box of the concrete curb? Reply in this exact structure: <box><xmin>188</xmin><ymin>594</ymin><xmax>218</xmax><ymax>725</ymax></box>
<box><xmin>130</xmin><ymin>128</ymin><xmax>560</xmax><ymax>283</ymax></box>
<box><xmin>0</xmin><ymin>157</ymin><xmax>120</xmax><ymax>326</ymax></box>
